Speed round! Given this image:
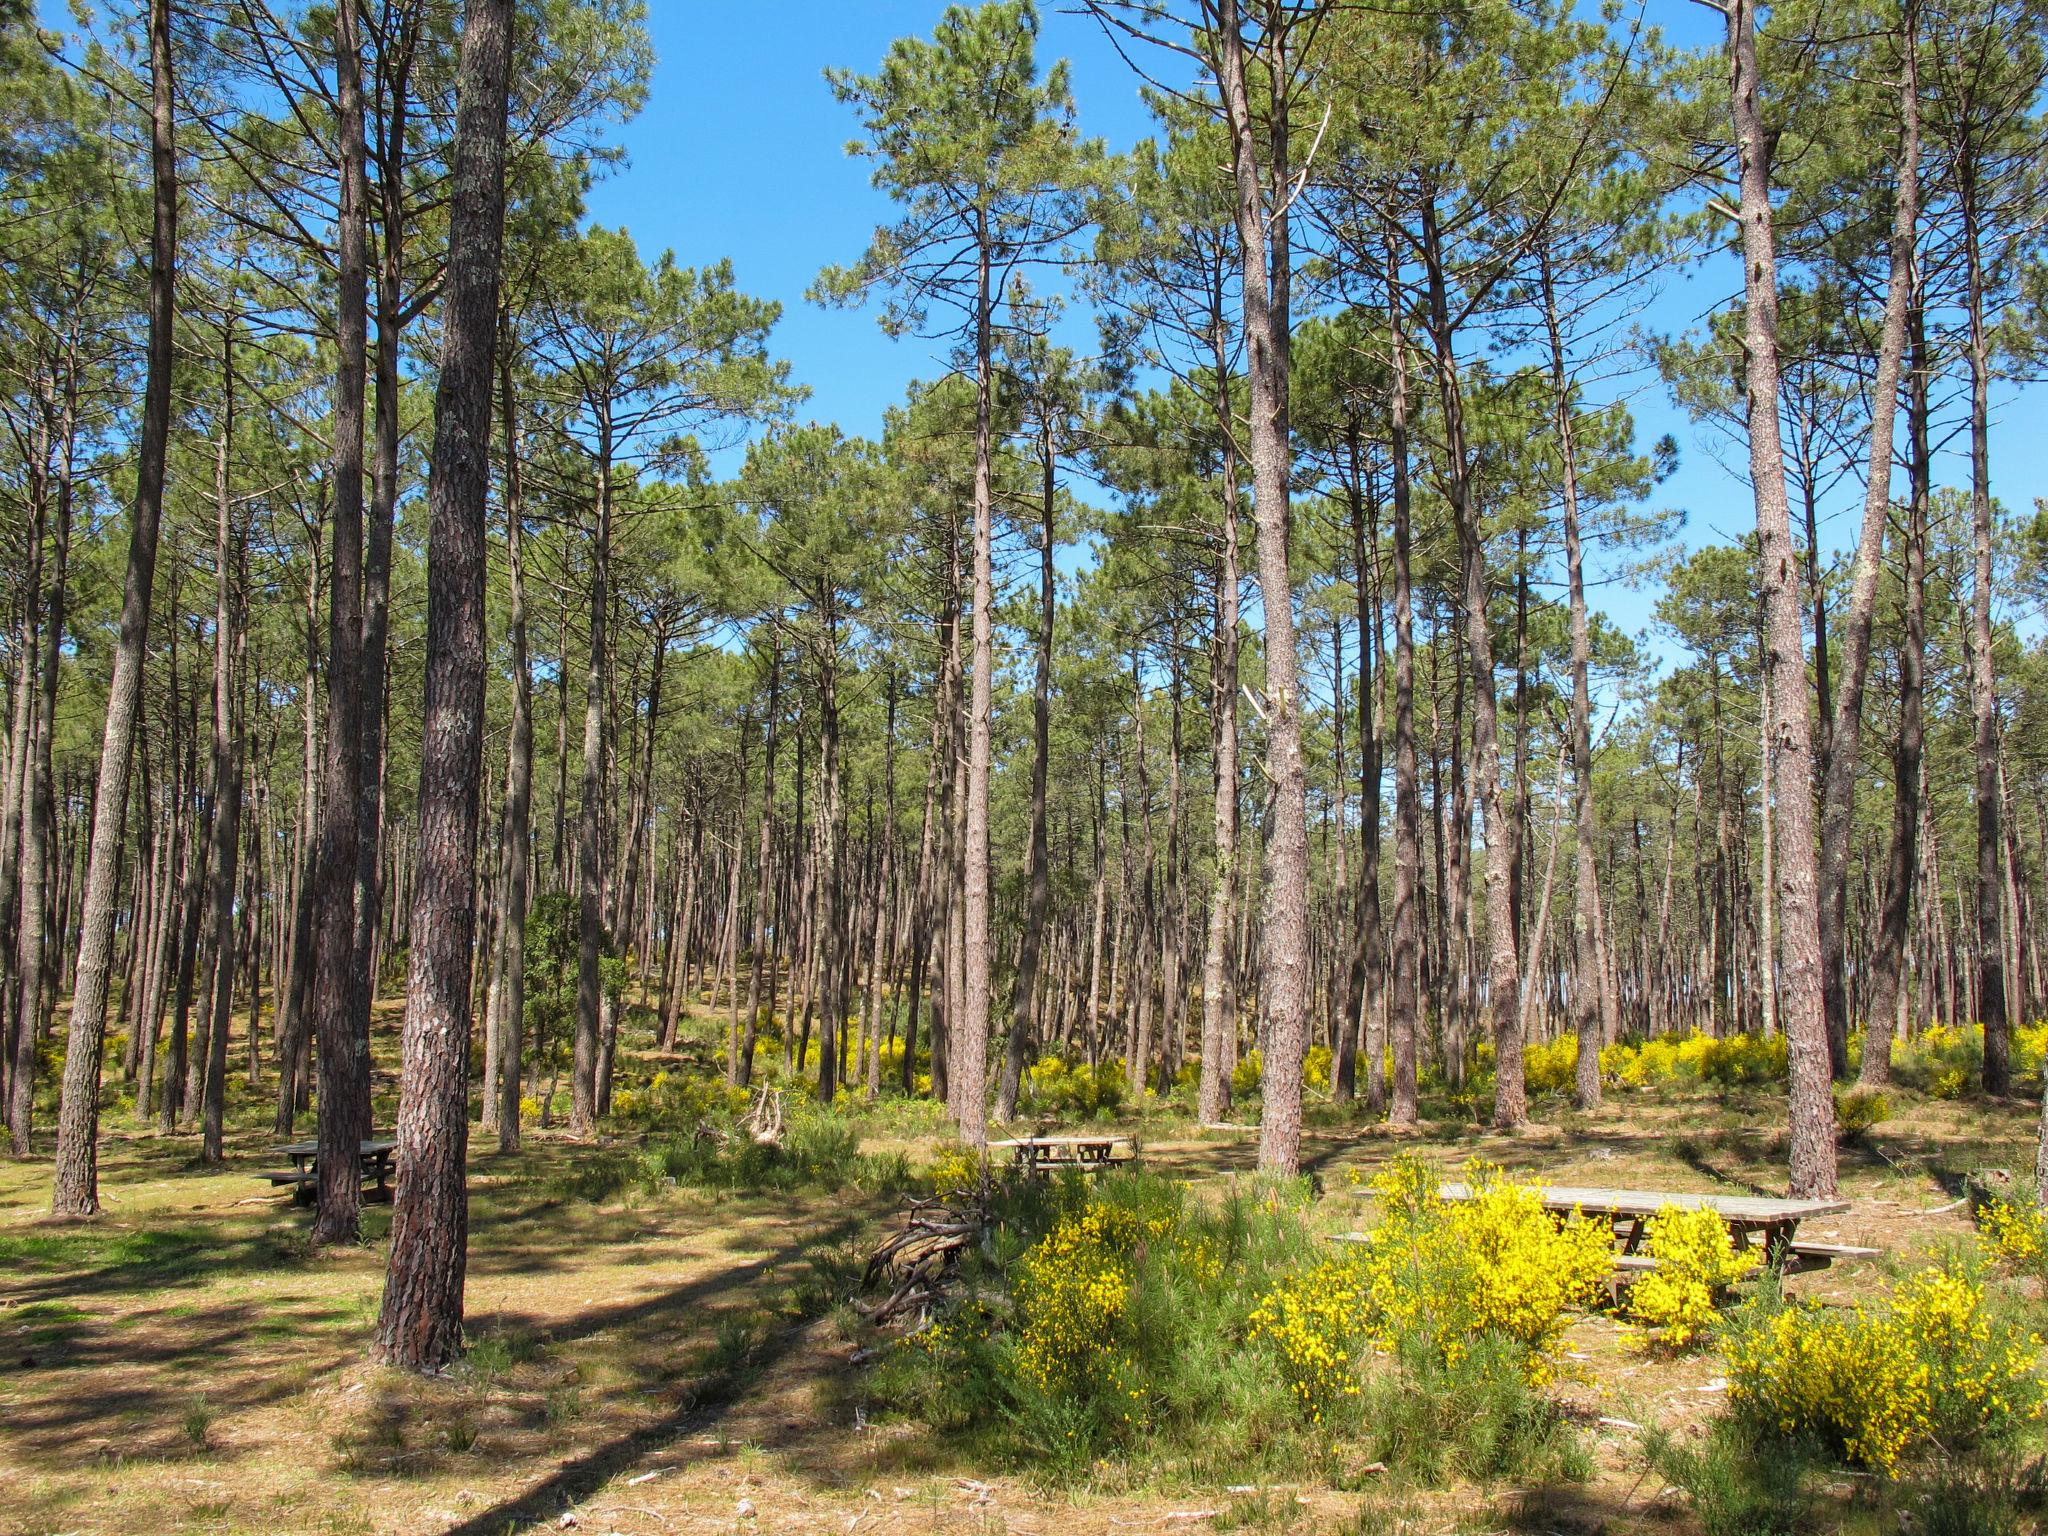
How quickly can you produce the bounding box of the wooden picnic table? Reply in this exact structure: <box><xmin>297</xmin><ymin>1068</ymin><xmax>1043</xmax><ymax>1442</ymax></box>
<box><xmin>1436</xmin><ymin>1181</ymin><xmax>1859</xmax><ymax>1268</ymax></box>
<box><xmin>989</xmin><ymin>1134</ymin><xmax>1137</xmax><ymax>1176</ymax></box>
<box><xmin>261</xmin><ymin>1138</ymin><xmax>399</xmax><ymax>1206</ymax></box>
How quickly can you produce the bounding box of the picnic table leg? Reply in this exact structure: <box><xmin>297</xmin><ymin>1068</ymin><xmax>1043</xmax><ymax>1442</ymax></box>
<box><xmin>1762</xmin><ymin>1222</ymin><xmax>1795</xmax><ymax>1270</ymax></box>
<box><xmin>1620</xmin><ymin>1216</ymin><xmax>1646</xmax><ymax>1255</ymax></box>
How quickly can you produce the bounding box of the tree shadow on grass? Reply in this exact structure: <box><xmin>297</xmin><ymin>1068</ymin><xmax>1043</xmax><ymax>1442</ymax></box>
<box><xmin>434</xmin><ymin>1217</ymin><xmax>868</xmax><ymax>1535</ymax></box>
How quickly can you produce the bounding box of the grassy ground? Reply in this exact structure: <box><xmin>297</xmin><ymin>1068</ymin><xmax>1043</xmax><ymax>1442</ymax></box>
<box><xmin>0</xmin><ymin>998</ymin><xmax>2038</xmax><ymax>1536</ymax></box>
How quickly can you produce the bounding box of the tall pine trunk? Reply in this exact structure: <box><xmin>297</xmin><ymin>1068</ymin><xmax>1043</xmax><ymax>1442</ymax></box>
<box><xmin>373</xmin><ymin>0</ymin><xmax>514</xmax><ymax>1370</ymax></box>
<box><xmin>311</xmin><ymin>0</ymin><xmax>375</xmax><ymax>1245</ymax></box>
<box><xmin>1727</xmin><ymin>0</ymin><xmax>1837</xmax><ymax>1197</ymax></box>
<box><xmin>1817</xmin><ymin>2</ymin><xmax>1920</xmax><ymax>1076</ymax></box>
<box><xmin>1214</xmin><ymin>0</ymin><xmax>1311</xmax><ymax>1175</ymax></box>
<box><xmin>49</xmin><ymin>0</ymin><xmax>177</xmax><ymax>1209</ymax></box>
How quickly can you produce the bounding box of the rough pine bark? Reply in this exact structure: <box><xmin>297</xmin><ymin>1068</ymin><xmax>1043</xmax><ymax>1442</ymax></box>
<box><xmin>311</xmin><ymin>0</ymin><xmax>375</xmax><ymax>1246</ymax></box>
<box><xmin>1197</xmin><ymin>323</ymin><xmax>1241</xmax><ymax>1127</ymax></box>
<box><xmin>1860</xmin><ymin>320</ymin><xmax>1928</xmax><ymax>1089</ymax></box>
<box><xmin>1817</xmin><ymin>4</ymin><xmax>1919</xmax><ymax>1076</ymax></box>
<box><xmin>48</xmin><ymin>0</ymin><xmax>177</xmax><ymax>1207</ymax></box>
<box><xmin>1727</xmin><ymin>0</ymin><xmax>1837</xmax><ymax>1197</ymax></box>
<box><xmin>491</xmin><ymin>357</ymin><xmax>532</xmax><ymax>1153</ymax></box>
<box><xmin>996</xmin><ymin>422</ymin><xmax>1057</xmax><ymax>1121</ymax></box>
<box><xmin>1214</xmin><ymin>0</ymin><xmax>1311</xmax><ymax>1176</ymax></box>
<box><xmin>1386</xmin><ymin>230</ymin><xmax>1422</xmax><ymax>1129</ymax></box>
<box><xmin>1540</xmin><ymin>255</ymin><xmax>1603</xmax><ymax>1112</ymax></box>
<box><xmin>954</xmin><ymin>225</ymin><xmax>995</xmax><ymax>1149</ymax></box>
<box><xmin>1961</xmin><ymin>156</ymin><xmax>2009</xmax><ymax>1095</ymax></box>
<box><xmin>373</xmin><ymin>0</ymin><xmax>514</xmax><ymax>1371</ymax></box>
<box><xmin>570</xmin><ymin>444</ymin><xmax>611</xmax><ymax>1136</ymax></box>
<box><xmin>201</xmin><ymin>351</ymin><xmax>245</xmax><ymax>1167</ymax></box>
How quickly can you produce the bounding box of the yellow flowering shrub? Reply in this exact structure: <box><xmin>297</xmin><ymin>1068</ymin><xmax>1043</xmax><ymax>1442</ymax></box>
<box><xmin>1978</xmin><ymin>1198</ymin><xmax>2047</xmax><ymax>1270</ymax></box>
<box><xmin>1247</xmin><ymin>1257</ymin><xmax>1370</xmax><ymax>1421</ymax></box>
<box><xmin>924</xmin><ymin>1146</ymin><xmax>981</xmax><ymax>1194</ymax></box>
<box><xmin>2018</xmin><ymin>1022</ymin><xmax>2048</xmax><ymax>1080</ymax></box>
<box><xmin>1727</xmin><ymin>1264</ymin><xmax>2041</xmax><ymax>1475</ymax></box>
<box><xmin>1698</xmin><ymin>1032</ymin><xmax>1789</xmax><ymax>1086</ymax></box>
<box><xmin>1013</xmin><ymin>1203</ymin><xmax>1145</xmax><ymax>1394</ymax></box>
<box><xmin>1728</xmin><ymin>1302</ymin><xmax>1929</xmax><ymax>1473</ymax></box>
<box><xmin>1232</xmin><ymin>1048</ymin><xmax>1263</xmax><ymax>1099</ymax></box>
<box><xmin>1304</xmin><ymin>1044</ymin><xmax>1333</xmax><ymax>1092</ymax></box>
<box><xmin>1353</xmin><ymin>1157</ymin><xmax>1612</xmax><ymax>1382</ymax></box>
<box><xmin>1896</xmin><ymin>1022</ymin><xmax>1983</xmax><ymax>1097</ymax></box>
<box><xmin>1022</xmin><ymin>1054</ymin><xmax>1127</xmax><ymax>1115</ymax></box>
<box><xmin>1626</xmin><ymin>1204</ymin><xmax>1762</xmax><ymax>1349</ymax></box>
<box><xmin>1524</xmin><ymin>1035</ymin><xmax>1580</xmax><ymax>1096</ymax></box>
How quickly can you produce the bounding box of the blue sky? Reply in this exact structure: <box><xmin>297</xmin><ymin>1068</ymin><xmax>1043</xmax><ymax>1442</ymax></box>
<box><xmin>582</xmin><ymin>1</ymin><xmax>2047</xmax><ymax>672</ymax></box>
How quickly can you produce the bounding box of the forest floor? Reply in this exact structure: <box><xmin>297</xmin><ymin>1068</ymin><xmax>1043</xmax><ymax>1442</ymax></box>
<box><xmin>0</xmin><ymin>1000</ymin><xmax>2036</xmax><ymax>1536</ymax></box>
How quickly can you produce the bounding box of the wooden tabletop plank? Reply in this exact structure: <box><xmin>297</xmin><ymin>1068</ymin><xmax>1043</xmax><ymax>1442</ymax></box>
<box><xmin>988</xmin><ymin>1135</ymin><xmax>1135</xmax><ymax>1150</ymax></box>
<box><xmin>1434</xmin><ymin>1182</ymin><xmax>1849</xmax><ymax>1221</ymax></box>
<box><xmin>278</xmin><ymin>1139</ymin><xmax>398</xmax><ymax>1157</ymax></box>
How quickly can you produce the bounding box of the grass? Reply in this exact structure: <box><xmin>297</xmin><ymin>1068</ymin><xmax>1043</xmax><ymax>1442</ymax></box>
<box><xmin>1</xmin><ymin>990</ymin><xmax>2044</xmax><ymax>1533</ymax></box>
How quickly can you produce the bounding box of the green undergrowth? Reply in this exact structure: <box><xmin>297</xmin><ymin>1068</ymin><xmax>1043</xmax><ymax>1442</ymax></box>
<box><xmin>859</xmin><ymin>1167</ymin><xmax>1592</xmax><ymax>1495</ymax></box>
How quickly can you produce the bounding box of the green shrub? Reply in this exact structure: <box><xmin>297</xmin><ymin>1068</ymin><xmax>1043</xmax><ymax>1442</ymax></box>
<box><xmin>1834</xmin><ymin>1087</ymin><xmax>1891</xmax><ymax>1143</ymax></box>
<box><xmin>1644</xmin><ymin>1419</ymin><xmax>1812</xmax><ymax>1536</ymax></box>
<box><xmin>1724</xmin><ymin>1260</ymin><xmax>2042</xmax><ymax>1475</ymax></box>
<box><xmin>871</xmin><ymin>1172</ymin><xmax>1324</xmax><ymax>1481</ymax></box>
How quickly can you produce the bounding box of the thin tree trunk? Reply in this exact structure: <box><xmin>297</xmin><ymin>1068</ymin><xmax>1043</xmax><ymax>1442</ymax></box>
<box><xmin>201</xmin><ymin>341</ymin><xmax>245</xmax><ymax>1167</ymax></box>
<box><xmin>1818</xmin><ymin>1</ymin><xmax>1920</xmax><ymax>1076</ymax></box>
<box><xmin>1387</xmin><ymin>229</ymin><xmax>1423</xmax><ymax>1129</ymax></box>
<box><xmin>996</xmin><ymin>421</ymin><xmax>1057</xmax><ymax>1120</ymax></box>
<box><xmin>1198</xmin><ymin>315</ymin><xmax>1241</xmax><ymax>1126</ymax></box>
<box><xmin>50</xmin><ymin>0</ymin><xmax>177</xmax><ymax>1205</ymax></box>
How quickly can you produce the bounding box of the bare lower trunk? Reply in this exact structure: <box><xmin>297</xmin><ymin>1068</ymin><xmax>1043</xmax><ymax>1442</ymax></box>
<box><xmin>374</xmin><ymin>0</ymin><xmax>513</xmax><ymax>1369</ymax></box>
<box><xmin>1819</xmin><ymin>2</ymin><xmax>1920</xmax><ymax>1076</ymax></box>
<box><xmin>995</xmin><ymin>426</ymin><xmax>1056</xmax><ymax>1121</ymax></box>
<box><xmin>1386</xmin><ymin>232</ymin><xmax>1422</xmax><ymax>1129</ymax></box>
<box><xmin>1197</xmin><ymin>351</ymin><xmax>1241</xmax><ymax>1126</ymax></box>
<box><xmin>1214</xmin><ymin>0</ymin><xmax>1310</xmax><ymax>1175</ymax></box>
<box><xmin>311</xmin><ymin>0</ymin><xmax>374</xmax><ymax>1246</ymax></box>
<box><xmin>1861</xmin><ymin>320</ymin><xmax>1927</xmax><ymax>1088</ymax></box>
<box><xmin>1728</xmin><ymin>0</ymin><xmax>1836</xmax><ymax>1196</ymax></box>
<box><xmin>491</xmin><ymin>353</ymin><xmax>531</xmax><ymax>1152</ymax></box>
<box><xmin>49</xmin><ymin>0</ymin><xmax>178</xmax><ymax>1209</ymax></box>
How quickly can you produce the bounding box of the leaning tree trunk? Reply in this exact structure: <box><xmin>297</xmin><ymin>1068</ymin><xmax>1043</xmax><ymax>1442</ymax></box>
<box><xmin>1541</xmin><ymin>253</ymin><xmax>1604</xmax><ymax>1112</ymax></box>
<box><xmin>1817</xmin><ymin>2</ymin><xmax>1920</xmax><ymax>1078</ymax></box>
<box><xmin>373</xmin><ymin>0</ymin><xmax>514</xmax><ymax>1372</ymax></box>
<box><xmin>1421</xmin><ymin>193</ymin><xmax>1522</xmax><ymax>1129</ymax></box>
<box><xmin>311</xmin><ymin>0</ymin><xmax>375</xmax><ymax>1246</ymax></box>
<box><xmin>47</xmin><ymin>0</ymin><xmax>177</xmax><ymax>1209</ymax></box>
<box><xmin>1860</xmin><ymin>315</ymin><xmax>1928</xmax><ymax>1089</ymax></box>
<box><xmin>1728</xmin><ymin>0</ymin><xmax>1837</xmax><ymax>1197</ymax></box>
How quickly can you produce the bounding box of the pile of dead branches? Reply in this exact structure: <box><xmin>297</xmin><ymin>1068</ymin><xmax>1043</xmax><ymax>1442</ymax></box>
<box><xmin>857</xmin><ymin>1184</ymin><xmax>991</xmax><ymax>1331</ymax></box>
<box><xmin>742</xmin><ymin>1087</ymin><xmax>785</xmax><ymax>1146</ymax></box>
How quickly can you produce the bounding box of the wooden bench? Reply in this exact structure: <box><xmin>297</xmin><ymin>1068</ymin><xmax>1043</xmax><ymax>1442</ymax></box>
<box><xmin>259</xmin><ymin>1137</ymin><xmax>398</xmax><ymax>1206</ymax></box>
<box><xmin>1331</xmin><ymin>1187</ymin><xmax>1881</xmax><ymax>1286</ymax></box>
<box><xmin>261</xmin><ymin>1168</ymin><xmax>318</xmax><ymax>1206</ymax></box>
<box><xmin>990</xmin><ymin>1135</ymin><xmax>1138</xmax><ymax>1176</ymax></box>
